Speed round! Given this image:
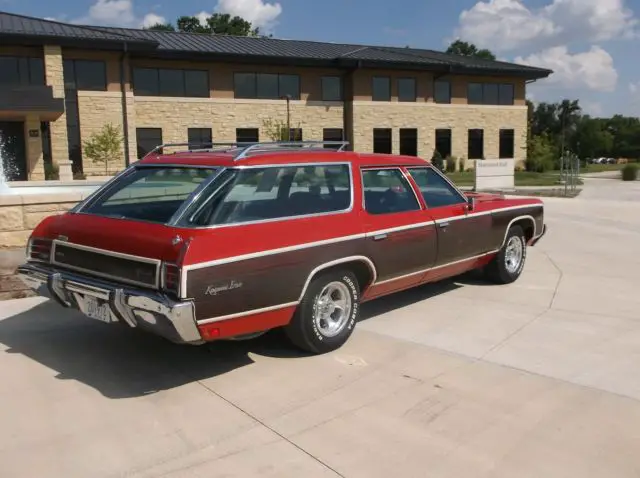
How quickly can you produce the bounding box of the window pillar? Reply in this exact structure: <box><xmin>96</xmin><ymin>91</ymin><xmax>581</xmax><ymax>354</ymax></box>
<box><xmin>43</xmin><ymin>45</ymin><xmax>69</xmax><ymax>168</ymax></box>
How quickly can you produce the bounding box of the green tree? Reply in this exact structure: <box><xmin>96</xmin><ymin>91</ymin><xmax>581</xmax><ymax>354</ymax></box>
<box><xmin>445</xmin><ymin>40</ymin><xmax>496</xmax><ymax>61</ymax></box>
<box><xmin>431</xmin><ymin>149</ymin><xmax>444</xmax><ymax>171</ymax></box>
<box><xmin>526</xmin><ymin>132</ymin><xmax>555</xmax><ymax>172</ymax></box>
<box><xmin>83</xmin><ymin>123</ymin><xmax>122</xmax><ymax>175</ymax></box>
<box><xmin>574</xmin><ymin>116</ymin><xmax>613</xmax><ymax>161</ymax></box>
<box><xmin>145</xmin><ymin>13</ymin><xmax>263</xmax><ymax>36</ymax></box>
<box><xmin>146</xmin><ymin>23</ymin><xmax>176</xmax><ymax>31</ymax></box>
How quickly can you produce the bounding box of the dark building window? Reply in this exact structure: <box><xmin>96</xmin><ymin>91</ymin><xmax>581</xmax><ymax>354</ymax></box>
<box><xmin>236</xmin><ymin>128</ymin><xmax>259</xmax><ymax>143</ymax></box>
<box><xmin>188</xmin><ymin>128</ymin><xmax>212</xmax><ymax>150</ymax></box>
<box><xmin>64</xmin><ymin>60</ymin><xmax>106</xmax><ymax>91</ymax></box>
<box><xmin>397</xmin><ymin>78</ymin><xmax>416</xmax><ymax>102</ymax></box>
<box><xmin>372</xmin><ymin>77</ymin><xmax>391</xmax><ymax>101</ymax></box>
<box><xmin>233</xmin><ymin>72</ymin><xmax>300</xmax><ymax>99</ymax></box>
<box><xmin>136</xmin><ymin>128</ymin><xmax>163</xmax><ymax>159</ymax></box>
<box><xmin>468</xmin><ymin>129</ymin><xmax>484</xmax><ymax>159</ymax></box>
<box><xmin>498</xmin><ymin>84</ymin><xmax>515</xmax><ymax>105</ymax></box>
<box><xmin>0</xmin><ymin>56</ymin><xmax>45</xmax><ymax>86</ymax></box>
<box><xmin>434</xmin><ymin>80</ymin><xmax>451</xmax><ymax>104</ymax></box>
<box><xmin>132</xmin><ymin>67</ymin><xmax>209</xmax><ymax>97</ymax></box>
<box><xmin>373</xmin><ymin>128</ymin><xmax>392</xmax><ymax>154</ymax></box>
<box><xmin>321</xmin><ymin>76</ymin><xmax>342</xmax><ymax>101</ymax></box>
<box><xmin>499</xmin><ymin>129</ymin><xmax>515</xmax><ymax>158</ymax></box>
<box><xmin>468</xmin><ymin>82</ymin><xmax>514</xmax><ymax>105</ymax></box>
<box><xmin>399</xmin><ymin>128</ymin><xmax>418</xmax><ymax>156</ymax></box>
<box><xmin>435</xmin><ymin>129</ymin><xmax>452</xmax><ymax>158</ymax></box>
<box><xmin>323</xmin><ymin>128</ymin><xmax>344</xmax><ymax>148</ymax></box>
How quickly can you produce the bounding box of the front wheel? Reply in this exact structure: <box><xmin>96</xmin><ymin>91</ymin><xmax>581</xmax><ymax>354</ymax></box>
<box><xmin>484</xmin><ymin>225</ymin><xmax>527</xmax><ymax>284</ymax></box>
<box><xmin>285</xmin><ymin>269</ymin><xmax>360</xmax><ymax>354</ymax></box>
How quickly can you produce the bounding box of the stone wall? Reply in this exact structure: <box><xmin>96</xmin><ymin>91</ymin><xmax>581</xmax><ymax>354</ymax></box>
<box><xmin>0</xmin><ymin>194</ymin><xmax>85</xmax><ymax>248</ymax></box>
<box><xmin>352</xmin><ymin>102</ymin><xmax>528</xmax><ymax>168</ymax></box>
<box><xmin>133</xmin><ymin>97</ymin><xmax>344</xmax><ymax>144</ymax></box>
<box><xmin>77</xmin><ymin>91</ymin><xmax>135</xmax><ymax>175</ymax></box>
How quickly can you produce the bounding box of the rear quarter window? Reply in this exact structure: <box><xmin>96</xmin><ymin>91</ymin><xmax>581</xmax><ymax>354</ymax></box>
<box><xmin>186</xmin><ymin>164</ymin><xmax>352</xmax><ymax>226</ymax></box>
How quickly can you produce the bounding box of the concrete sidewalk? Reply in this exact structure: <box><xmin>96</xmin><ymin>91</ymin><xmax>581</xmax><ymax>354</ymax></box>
<box><xmin>0</xmin><ymin>178</ymin><xmax>639</xmax><ymax>477</ymax></box>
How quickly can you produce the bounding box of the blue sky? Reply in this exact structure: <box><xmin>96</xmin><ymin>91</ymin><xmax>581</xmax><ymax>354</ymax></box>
<box><xmin>3</xmin><ymin>0</ymin><xmax>639</xmax><ymax>117</ymax></box>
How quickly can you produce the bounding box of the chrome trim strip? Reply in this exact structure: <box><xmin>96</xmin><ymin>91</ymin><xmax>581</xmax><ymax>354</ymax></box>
<box><xmin>372</xmin><ymin>249</ymin><xmax>501</xmax><ymax>286</ymax></box>
<box><xmin>364</xmin><ymin>221</ymin><xmax>435</xmax><ymax>237</ymax></box>
<box><xmin>197</xmin><ymin>302</ymin><xmax>300</xmax><ymax>325</ymax></box>
<box><xmin>51</xmin><ymin>240</ymin><xmax>162</xmax><ymax>289</ymax></box>
<box><xmin>182</xmin><ymin>203</ymin><xmax>541</xmax><ymax>270</ymax></box>
<box><xmin>183</xmin><ymin>232</ymin><xmax>367</xmax><ymax>272</ymax></box>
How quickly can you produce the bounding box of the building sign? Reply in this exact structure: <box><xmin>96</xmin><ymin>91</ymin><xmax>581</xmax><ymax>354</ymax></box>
<box><xmin>474</xmin><ymin>159</ymin><xmax>515</xmax><ymax>191</ymax></box>
<box><xmin>28</xmin><ymin>129</ymin><xmax>40</xmax><ymax>138</ymax></box>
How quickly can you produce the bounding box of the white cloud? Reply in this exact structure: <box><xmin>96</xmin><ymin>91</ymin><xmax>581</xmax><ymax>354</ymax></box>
<box><xmin>82</xmin><ymin>0</ymin><xmax>136</xmax><ymax>26</ymax></box>
<box><xmin>141</xmin><ymin>13</ymin><xmax>166</xmax><ymax>28</ymax></box>
<box><xmin>214</xmin><ymin>0</ymin><xmax>282</xmax><ymax>31</ymax></box>
<box><xmin>515</xmin><ymin>46</ymin><xmax>618</xmax><ymax>92</ymax></box>
<box><xmin>73</xmin><ymin>0</ymin><xmax>163</xmax><ymax>28</ymax></box>
<box><xmin>456</xmin><ymin>0</ymin><xmax>638</xmax><ymax>52</ymax></box>
<box><xmin>581</xmin><ymin>100</ymin><xmax>604</xmax><ymax>116</ymax></box>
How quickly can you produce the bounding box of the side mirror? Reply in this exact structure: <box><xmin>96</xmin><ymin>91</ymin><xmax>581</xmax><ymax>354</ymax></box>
<box><xmin>467</xmin><ymin>196</ymin><xmax>476</xmax><ymax>212</ymax></box>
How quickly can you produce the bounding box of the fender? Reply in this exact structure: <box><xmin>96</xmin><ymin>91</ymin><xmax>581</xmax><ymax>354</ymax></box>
<box><xmin>297</xmin><ymin>255</ymin><xmax>378</xmax><ymax>301</ymax></box>
<box><xmin>499</xmin><ymin>215</ymin><xmax>536</xmax><ymax>248</ymax></box>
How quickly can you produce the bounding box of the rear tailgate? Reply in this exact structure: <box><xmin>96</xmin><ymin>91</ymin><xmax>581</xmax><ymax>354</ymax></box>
<box><xmin>38</xmin><ymin>213</ymin><xmax>185</xmax><ymax>289</ymax></box>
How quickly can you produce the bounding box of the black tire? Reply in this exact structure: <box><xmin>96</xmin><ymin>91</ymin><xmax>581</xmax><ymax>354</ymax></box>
<box><xmin>285</xmin><ymin>269</ymin><xmax>360</xmax><ymax>354</ymax></box>
<box><xmin>484</xmin><ymin>225</ymin><xmax>527</xmax><ymax>284</ymax></box>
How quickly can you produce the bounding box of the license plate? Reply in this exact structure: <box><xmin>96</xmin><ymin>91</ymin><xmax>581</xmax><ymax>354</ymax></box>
<box><xmin>84</xmin><ymin>297</ymin><xmax>113</xmax><ymax>323</ymax></box>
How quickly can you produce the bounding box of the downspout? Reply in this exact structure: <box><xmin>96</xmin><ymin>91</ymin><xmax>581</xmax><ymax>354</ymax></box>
<box><xmin>120</xmin><ymin>42</ymin><xmax>131</xmax><ymax>167</ymax></box>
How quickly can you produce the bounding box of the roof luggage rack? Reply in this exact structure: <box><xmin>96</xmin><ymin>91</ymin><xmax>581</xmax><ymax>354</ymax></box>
<box><xmin>143</xmin><ymin>140</ymin><xmax>350</xmax><ymax>160</ymax></box>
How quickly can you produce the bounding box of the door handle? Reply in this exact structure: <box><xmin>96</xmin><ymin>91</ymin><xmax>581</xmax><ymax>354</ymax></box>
<box><xmin>373</xmin><ymin>233</ymin><xmax>388</xmax><ymax>241</ymax></box>
<box><xmin>438</xmin><ymin>222</ymin><xmax>450</xmax><ymax>229</ymax></box>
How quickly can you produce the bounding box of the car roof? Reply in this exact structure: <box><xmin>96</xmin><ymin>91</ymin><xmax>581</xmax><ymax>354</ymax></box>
<box><xmin>137</xmin><ymin>150</ymin><xmax>431</xmax><ymax>168</ymax></box>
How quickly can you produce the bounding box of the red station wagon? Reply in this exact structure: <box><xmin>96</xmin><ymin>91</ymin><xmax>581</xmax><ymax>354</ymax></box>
<box><xmin>18</xmin><ymin>141</ymin><xmax>547</xmax><ymax>354</ymax></box>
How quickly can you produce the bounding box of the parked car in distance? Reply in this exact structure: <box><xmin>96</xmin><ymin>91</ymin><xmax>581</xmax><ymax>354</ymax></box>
<box><xmin>18</xmin><ymin>141</ymin><xmax>547</xmax><ymax>354</ymax></box>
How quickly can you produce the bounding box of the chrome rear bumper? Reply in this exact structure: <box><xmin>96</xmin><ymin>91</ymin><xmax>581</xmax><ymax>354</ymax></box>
<box><xmin>17</xmin><ymin>262</ymin><xmax>204</xmax><ymax>345</ymax></box>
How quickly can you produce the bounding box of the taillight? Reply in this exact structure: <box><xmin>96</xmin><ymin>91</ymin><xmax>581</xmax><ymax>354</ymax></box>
<box><xmin>27</xmin><ymin>237</ymin><xmax>53</xmax><ymax>262</ymax></box>
<box><xmin>162</xmin><ymin>263</ymin><xmax>181</xmax><ymax>296</ymax></box>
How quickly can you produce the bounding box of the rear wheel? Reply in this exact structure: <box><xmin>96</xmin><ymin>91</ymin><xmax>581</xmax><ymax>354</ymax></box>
<box><xmin>484</xmin><ymin>225</ymin><xmax>527</xmax><ymax>284</ymax></box>
<box><xmin>285</xmin><ymin>269</ymin><xmax>360</xmax><ymax>354</ymax></box>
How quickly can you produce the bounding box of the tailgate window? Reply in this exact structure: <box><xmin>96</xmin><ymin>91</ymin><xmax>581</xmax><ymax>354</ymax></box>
<box><xmin>83</xmin><ymin>166</ymin><xmax>217</xmax><ymax>223</ymax></box>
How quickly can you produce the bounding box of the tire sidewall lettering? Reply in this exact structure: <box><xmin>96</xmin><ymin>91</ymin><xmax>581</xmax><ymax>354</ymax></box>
<box><xmin>310</xmin><ymin>273</ymin><xmax>358</xmax><ymax>341</ymax></box>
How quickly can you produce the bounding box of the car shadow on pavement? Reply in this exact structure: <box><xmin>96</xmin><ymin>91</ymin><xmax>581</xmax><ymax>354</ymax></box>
<box><xmin>359</xmin><ymin>279</ymin><xmax>461</xmax><ymax>322</ymax></box>
<box><xmin>0</xmin><ymin>300</ymin><xmax>298</xmax><ymax>400</ymax></box>
<box><xmin>0</xmin><ymin>279</ymin><xmax>465</xmax><ymax>400</ymax></box>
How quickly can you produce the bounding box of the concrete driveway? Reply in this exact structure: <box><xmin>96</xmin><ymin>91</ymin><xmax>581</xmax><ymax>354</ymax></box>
<box><xmin>1</xmin><ymin>178</ymin><xmax>639</xmax><ymax>478</ymax></box>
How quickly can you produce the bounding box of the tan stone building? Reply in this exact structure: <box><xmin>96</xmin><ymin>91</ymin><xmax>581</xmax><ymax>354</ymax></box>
<box><xmin>0</xmin><ymin>11</ymin><xmax>551</xmax><ymax>181</ymax></box>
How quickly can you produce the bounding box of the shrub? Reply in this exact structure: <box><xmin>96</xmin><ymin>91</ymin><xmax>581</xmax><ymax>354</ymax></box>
<box><xmin>445</xmin><ymin>156</ymin><xmax>458</xmax><ymax>173</ymax></box>
<box><xmin>621</xmin><ymin>163</ymin><xmax>638</xmax><ymax>181</ymax></box>
<box><xmin>44</xmin><ymin>163</ymin><xmax>59</xmax><ymax>180</ymax></box>
<box><xmin>431</xmin><ymin>149</ymin><xmax>444</xmax><ymax>171</ymax></box>
<box><xmin>458</xmin><ymin>158</ymin><xmax>465</xmax><ymax>173</ymax></box>
<box><xmin>526</xmin><ymin>133</ymin><xmax>555</xmax><ymax>173</ymax></box>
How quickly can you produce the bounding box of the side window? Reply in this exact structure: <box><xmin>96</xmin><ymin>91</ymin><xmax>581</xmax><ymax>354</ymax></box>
<box><xmin>198</xmin><ymin>165</ymin><xmax>351</xmax><ymax>225</ymax></box>
<box><xmin>407</xmin><ymin>167</ymin><xmax>466</xmax><ymax>208</ymax></box>
<box><xmin>362</xmin><ymin>168</ymin><xmax>420</xmax><ymax>215</ymax></box>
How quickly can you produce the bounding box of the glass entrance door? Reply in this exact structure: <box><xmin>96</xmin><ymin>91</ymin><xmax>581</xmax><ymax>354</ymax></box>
<box><xmin>0</xmin><ymin>121</ymin><xmax>27</xmax><ymax>181</ymax></box>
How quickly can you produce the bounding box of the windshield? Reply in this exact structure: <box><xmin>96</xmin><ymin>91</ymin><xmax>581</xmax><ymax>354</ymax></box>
<box><xmin>83</xmin><ymin>166</ymin><xmax>218</xmax><ymax>223</ymax></box>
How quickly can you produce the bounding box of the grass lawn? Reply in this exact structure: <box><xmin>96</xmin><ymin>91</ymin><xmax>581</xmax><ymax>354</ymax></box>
<box><xmin>445</xmin><ymin>171</ymin><xmax>577</xmax><ymax>187</ymax></box>
<box><xmin>582</xmin><ymin>163</ymin><xmax>639</xmax><ymax>173</ymax></box>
